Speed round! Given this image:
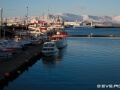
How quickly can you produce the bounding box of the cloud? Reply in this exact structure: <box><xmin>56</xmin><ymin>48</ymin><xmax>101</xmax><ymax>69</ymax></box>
<box><xmin>72</xmin><ymin>5</ymin><xmax>86</xmax><ymax>9</ymax></box>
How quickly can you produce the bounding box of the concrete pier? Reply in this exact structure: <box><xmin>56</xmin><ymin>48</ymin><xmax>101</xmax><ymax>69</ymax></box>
<box><xmin>68</xmin><ymin>34</ymin><xmax>120</xmax><ymax>37</ymax></box>
<box><xmin>95</xmin><ymin>25</ymin><xmax>120</xmax><ymax>28</ymax></box>
<box><xmin>0</xmin><ymin>43</ymin><xmax>43</xmax><ymax>79</ymax></box>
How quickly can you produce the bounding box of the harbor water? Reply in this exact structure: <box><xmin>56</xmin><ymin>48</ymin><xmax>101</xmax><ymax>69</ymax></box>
<box><xmin>3</xmin><ymin>28</ymin><xmax>120</xmax><ymax>90</ymax></box>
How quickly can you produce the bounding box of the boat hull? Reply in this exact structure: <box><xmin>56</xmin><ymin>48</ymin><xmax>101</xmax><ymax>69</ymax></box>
<box><xmin>42</xmin><ymin>42</ymin><xmax>59</xmax><ymax>56</ymax></box>
<box><xmin>0</xmin><ymin>50</ymin><xmax>13</xmax><ymax>58</ymax></box>
<box><xmin>55</xmin><ymin>40</ymin><xmax>67</xmax><ymax>49</ymax></box>
<box><xmin>42</xmin><ymin>50</ymin><xmax>58</xmax><ymax>56</ymax></box>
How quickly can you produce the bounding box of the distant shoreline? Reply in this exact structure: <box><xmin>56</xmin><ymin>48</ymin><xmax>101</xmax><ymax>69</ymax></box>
<box><xmin>94</xmin><ymin>25</ymin><xmax>120</xmax><ymax>28</ymax></box>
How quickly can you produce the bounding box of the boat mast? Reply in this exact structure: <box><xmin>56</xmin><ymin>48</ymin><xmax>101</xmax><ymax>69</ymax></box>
<box><xmin>47</xmin><ymin>7</ymin><xmax>50</xmax><ymax>20</ymax></box>
<box><xmin>42</xmin><ymin>12</ymin><xmax>45</xmax><ymax>26</ymax></box>
<box><xmin>26</xmin><ymin>7</ymin><xmax>28</xmax><ymax>25</ymax></box>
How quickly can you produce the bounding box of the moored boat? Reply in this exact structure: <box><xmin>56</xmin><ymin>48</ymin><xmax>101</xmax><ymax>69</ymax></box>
<box><xmin>0</xmin><ymin>46</ymin><xmax>14</xmax><ymax>58</ymax></box>
<box><xmin>42</xmin><ymin>42</ymin><xmax>58</xmax><ymax>56</ymax></box>
<box><xmin>28</xmin><ymin>27</ymin><xmax>41</xmax><ymax>36</ymax></box>
<box><xmin>40</xmin><ymin>26</ymin><xmax>48</xmax><ymax>33</ymax></box>
<box><xmin>0</xmin><ymin>39</ymin><xmax>22</xmax><ymax>53</ymax></box>
<box><xmin>51</xmin><ymin>34</ymin><xmax>67</xmax><ymax>49</ymax></box>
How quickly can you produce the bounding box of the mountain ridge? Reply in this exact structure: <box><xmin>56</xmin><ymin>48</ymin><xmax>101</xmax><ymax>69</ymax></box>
<box><xmin>3</xmin><ymin>13</ymin><xmax>120</xmax><ymax>25</ymax></box>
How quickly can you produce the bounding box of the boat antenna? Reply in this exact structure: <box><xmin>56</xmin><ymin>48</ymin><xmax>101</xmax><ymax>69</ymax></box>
<box><xmin>47</xmin><ymin>6</ymin><xmax>50</xmax><ymax>20</ymax></box>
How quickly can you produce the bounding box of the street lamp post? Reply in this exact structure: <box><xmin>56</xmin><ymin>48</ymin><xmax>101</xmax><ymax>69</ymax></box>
<box><xmin>0</xmin><ymin>8</ymin><xmax>3</xmax><ymax>39</ymax></box>
<box><xmin>26</xmin><ymin>7</ymin><xmax>30</xmax><ymax>36</ymax></box>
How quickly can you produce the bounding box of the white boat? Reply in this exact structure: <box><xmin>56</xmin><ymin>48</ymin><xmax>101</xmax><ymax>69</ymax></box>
<box><xmin>28</xmin><ymin>26</ymin><xmax>41</xmax><ymax>36</ymax></box>
<box><xmin>53</xmin><ymin>22</ymin><xmax>65</xmax><ymax>30</ymax></box>
<box><xmin>53</xmin><ymin>16</ymin><xmax>64</xmax><ymax>30</ymax></box>
<box><xmin>42</xmin><ymin>42</ymin><xmax>58</xmax><ymax>56</ymax></box>
<box><xmin>30</xmin><ymin>37</ymin><xmax>42</xmax><ymax>45</ymax></box>
<box><xmin>29</xmin><ymin>28</ymin><xmax>41</xmax><ymax>36</ymax></box>
<box><xmin>51</xmin><ymin>34</ymin><xmax>67</xmax><ymax>49</ymax></box>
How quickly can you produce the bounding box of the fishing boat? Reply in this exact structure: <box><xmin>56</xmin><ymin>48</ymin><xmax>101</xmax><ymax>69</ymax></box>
<box><xmin>56</xmin><ymin>30</ymin><xmax>68</xmax><ymax>37</ymax></box>
<box><xmin>0</xmin><ymin>39</ymin><xmax>22</xmax><ymax>53</ymax></box>
<box><xmin>42</xmin><ymin>42</ymin><xmax>58</xmax><ymax>56</ymax></box>
<box><xmin>51</xmin><ymin>15</ymin><xmax>64</xmax><ymax>30</ymax></box>
<box><xmin>0</xmin><ymin>46</ymin><xmax>14</xmax><ymax>58</ymax></box>
<box><xmin>28</xmin><ymin>27</ymin><xmax>41</xmax><ymax>36</ymax></box>
<box><xmin>40</xmin><ymin>26</ymin><xmax>48</xmax><ymax>33</ymax></box>
<box><xmin>53</xmin><ymin>22</ymin><xmax>64</xmax><ymax>30</ymax></box>
<box><xmin>51</xmin><ymin>34</ymin><xmax>67</xmax><ymax>49</ymax></box>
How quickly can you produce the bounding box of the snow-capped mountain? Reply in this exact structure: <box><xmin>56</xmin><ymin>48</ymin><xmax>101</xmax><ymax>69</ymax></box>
<box><xmin>112</xmin><ymin>16</ymin><xmax>120</xmax><ymax>22</ymax></box>
<box><xmin>56</xmin><ymin>13</ymin><xmax>120</xmax><ymax>24</ymax></box>
<box><xmin>3</xmin><ymin>13</ymin><xmax>120</xmax><ymax>25</ymax></box>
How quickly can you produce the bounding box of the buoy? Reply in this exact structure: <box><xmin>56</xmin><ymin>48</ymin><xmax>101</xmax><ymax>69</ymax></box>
<box><xmin>5</xmin><ymin>72</ymin><xmax>10</xmax><ymax>77</ymax></box>
<box><xmin>25</xmin><ymin>60</ymin><xmax>29</xmax><ymax>63</ymax></box>
<box><xmin>17</xmin><ymin>71</ymin><xmax>21</xmax><ymax>74</ymax></box>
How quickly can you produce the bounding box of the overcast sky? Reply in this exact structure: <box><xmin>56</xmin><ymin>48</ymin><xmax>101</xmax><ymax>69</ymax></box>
<box><xmin>0</xmin><ymin>0</ymin><xmax>120</xmax><ymax>17</ymax></box>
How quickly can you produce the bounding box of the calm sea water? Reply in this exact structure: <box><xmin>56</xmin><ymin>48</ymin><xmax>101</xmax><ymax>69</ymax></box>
<box><xmin>4</xmin><ymin>28</ymin><xmax>120</xmax><ymax>90</ymax></box>
<box><xmin>66</xmin><ymin>28</ymin><xmax>120</xmax><ymax>35</ymax></box>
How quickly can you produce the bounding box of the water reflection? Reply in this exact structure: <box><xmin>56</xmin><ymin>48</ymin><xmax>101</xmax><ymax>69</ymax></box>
<box><xmin>42</xmin><ymin>47</ymin><xmax>67</xmax><ymax>71</ymax></box>
<box><xmin>56</xmin><ymin>47</ymin><xmax>67</xmax><ymax>63</ymax></box>
<box><xmin>42</xmin><ymin>55</ymin><xmax>57</xmax><ymax>68</ymax></box>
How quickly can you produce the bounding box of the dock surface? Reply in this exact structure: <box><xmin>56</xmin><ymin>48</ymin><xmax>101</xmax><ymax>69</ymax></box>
<box><xmin>68</xmin><ymin>34</ymin><xmax>120</xmax><ymax>37</ymax></box>
<box><xmin>0</xmin><ymin>43</ymin><xmax>43</xmax><ymax>78</ymax></box>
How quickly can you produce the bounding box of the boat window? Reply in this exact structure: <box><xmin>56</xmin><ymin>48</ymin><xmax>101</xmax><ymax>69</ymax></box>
<box><xmin>48</xmin><ymin>48</ymin><xmax>54</xmax><ymax>50</ymax></box>
<box><xmin>44</xmin><ymin>44</ymin><xmax>48</xmax><ymax>47</ymax></box>
<box><xmin>49</xmin><ymin>44</ymin><xmax>54</xmax><ymax>47</ymax></box>
<box><xmin>43</xmin><ymin>48</ymin><xmax>47</xmax><ymax>50</ymax></box>
<box><xmin>43</xmin><ymin>43</ymin><xmax>55</xmax><ymax>47</ymax></box>
<box><xmin>36</xmin><ymin>30</ymin><xmax>39</xmax><ymax>32</ymax></box>
<box><xmin>51</xmin><ymin>38</ymin><xmax>61</xmax><ymax>40</ymax></box>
